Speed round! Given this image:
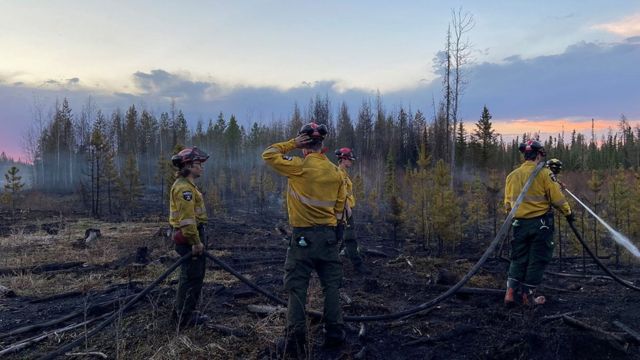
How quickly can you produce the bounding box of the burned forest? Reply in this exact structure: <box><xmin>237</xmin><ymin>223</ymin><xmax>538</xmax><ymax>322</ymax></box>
<box><xmin>2</xmin><ymin>4</ymin><xmax>640</xmax><ymax>360</ymax></box>
<box><xmin>1</xmin><ymin>90</ymin><xmax>640</xmax><ymax>360</ymax></box>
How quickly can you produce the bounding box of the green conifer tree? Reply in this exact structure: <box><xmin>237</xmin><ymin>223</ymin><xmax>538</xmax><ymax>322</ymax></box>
<box><xmin>117</xmin><ymin>154</ymin><xmax>144</xmax><ymax>220</ymax></box>
<box><xmin>3</xmin><ymin>166</ymin><xmax>25</xmax><ymax>213</ymax></box>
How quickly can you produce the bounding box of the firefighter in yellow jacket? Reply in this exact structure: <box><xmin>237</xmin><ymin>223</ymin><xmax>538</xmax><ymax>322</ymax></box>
<box><xmin>169</xmin><ymin>147</ymin><xmax>209</xmax><ymax>327</ymax></box>
<box><xmin>335</xmin><ymin>147</ymin><xmax>369</xmax><ymax>274</ymax></box>
<box><xmin>263</xmin><ymin>122</ymin><xmax>347</xmax><ymax>356</ymax></box>
<box><xmin>504</xmin><ymin>140</ymin><xmax>573</xmax><ymax>307</ymax></box>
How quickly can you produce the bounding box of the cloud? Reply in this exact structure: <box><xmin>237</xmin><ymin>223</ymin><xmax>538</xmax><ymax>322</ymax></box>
<box><xmin>461</xmin><ymin>40</ymin><xmax>640</xmax><ymax>121</ymax></box>
<box><xmin>132</xmin><ymin>69</ymin><xmax>216</xmax><ymax>100</ymax></box>
<box><xmin>593</xmin><ymin>14</ymin><xmax>640</xmax><ymax>37</ymax></box>
<box><xmin>1</xmin><ymin>38</ymin><xmax>640</xmax><ymax>160</ymax></box>
<box><xmin>66</xmin><ymin>77</ymin><xmax>80</xmax><ymax>86</ymax></box>
<box><xmin>626</xmin><ymin>36</ymin><xmax>640</xmax><ymax>43</ymax></box>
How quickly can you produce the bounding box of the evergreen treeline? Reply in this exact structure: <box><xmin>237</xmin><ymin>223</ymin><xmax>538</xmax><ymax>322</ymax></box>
<box><xmin>21</xmin><ymin>95</ymin><xmax>640</xmax><ymax>257</ymax></box>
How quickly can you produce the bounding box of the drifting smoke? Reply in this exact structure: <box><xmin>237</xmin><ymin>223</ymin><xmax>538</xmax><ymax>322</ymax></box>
<box><xmin>566</xmin><ymin>189</ymin><xmax>640</xmax><ymax>258</ymax></box>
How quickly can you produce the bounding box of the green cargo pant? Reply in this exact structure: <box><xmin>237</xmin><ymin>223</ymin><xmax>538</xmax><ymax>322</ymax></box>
<box><xmin>507</xmin><ymin>213</ymin><xmax>555</xmax><ymax>289</ymax></box>
<box><xmin>342</xmin><ymin>215</ymin><xmax>363</xmax><ymax>267</ymax></box>
<box><xmin>174</xmin><ymin>227</ymin><xmax>206</xmax><ymax>321</ymax></box>
<box><xmin>284</xmin><ymin>226</ymin><xmax>344</xmax><ymax>338</ymax></box>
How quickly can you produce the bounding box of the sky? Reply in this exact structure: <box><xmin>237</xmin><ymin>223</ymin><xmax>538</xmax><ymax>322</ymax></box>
<box><xmin>1</xmin><ymin>0</ymin><xmax>639</xmax><ymax>160</ymax></box>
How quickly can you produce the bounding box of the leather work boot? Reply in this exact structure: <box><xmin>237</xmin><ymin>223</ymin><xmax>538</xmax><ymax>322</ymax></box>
<box><xmin>323</xmin><ymin>325</ymin><xmax>346</xmax><ymax>348</ymax></box>
<box><xmin>504</xmin><ymin>287</ymin><xmax>516</xmax><ymax>307</ymax></box>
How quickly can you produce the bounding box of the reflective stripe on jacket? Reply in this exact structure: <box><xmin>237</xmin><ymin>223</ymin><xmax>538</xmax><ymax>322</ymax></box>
<box><xmin>169</xmin><ymin>177</ymin><xmax>208</xmax><ymax>245</ymax></box>
<box><xmin>504</xmin><ymin>161</ymin><xmax>571</xmax><ymax>219</ymax></box>
<box><xmin>262</xmin><ymin>139</ymin><xmax>346</xmax><ymax>227</ymax></box>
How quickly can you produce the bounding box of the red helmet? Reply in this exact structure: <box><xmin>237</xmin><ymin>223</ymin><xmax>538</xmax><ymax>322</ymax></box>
<box><xmin>171</xmin><ymin>147</ymin><xmax>210</xmax><ymax>168</ymax></box>
<box><xmin>335</xmin><ymin>147</ymin><xmax>356</xmax><ymax>161</ymax></box>
<box><xmin>518</xmin><ymin>140</ymin><xmax>546</xmax><ymax>158</ymax></box>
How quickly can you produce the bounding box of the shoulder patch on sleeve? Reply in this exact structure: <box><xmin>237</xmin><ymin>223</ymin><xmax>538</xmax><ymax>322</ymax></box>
<box><xmin>182</xmin><ymin>191</ymin><xmax>193</xmax><ymax>201</ymax></box>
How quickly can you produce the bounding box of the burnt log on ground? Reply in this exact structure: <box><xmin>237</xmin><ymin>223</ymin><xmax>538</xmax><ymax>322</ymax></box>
<box><xmin>0</xmin><ymin>287</ymin><xmax>167</xmax><ymax>340</ymax></box>
<box><xmin>0</xmin><ymin>261</ymin><xmax>85</xmax><ymax>276</ymax></box>
<box><xmin>544</xmin><ymin>271</ymin><xmax>622</xmax><ymax>282</ymax></box>
<box><xmin>613</xmin><ymin>321</ymin><xmax>640</xmax><ymax>344</ymax></box>
<box><xmin>562</xmin><ymin>315</ymin><xmax>629</xmax><ymax>353</ymax></box>
<box><xmin>246</xmin><ymin>304</ymin><xmax>286</xmax><ymax>316</ymax></box>
<box><xmin>28</xmin><ymin>282</ymin><xmax>143</xmax><ymax>304</ymax></box>
<box><xmin>0</xmin><ymin>312</ymin><xmax>112</xmax><ymax>357</ymax></box>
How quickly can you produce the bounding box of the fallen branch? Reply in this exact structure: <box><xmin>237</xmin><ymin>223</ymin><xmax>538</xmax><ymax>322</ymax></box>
<box><xmin>247</xmin><ymin>304</ymin><xmax>286</xmax><ymax>316</ymax></box>
<box><xmin>613</xmin><ymin>321</ymin><xmax>640</xmax><ymax>344</ymax></box>
<box><xmin>540</xmin><ymin>285</ymin><xmax>579</xmax><ymax>293</ymax></box>
<box><xmin>362</xmin><ymin>249</ymin><xmax>389</xmax><ymax>257</ymax></box>
<box><xmin>545</xmin><ymin>271</ymin><xmax>616</xmax><ymax>281</ymax></box>
<box><xmin>206</xmin><ymin>324</ymin><xmax>248</xmax><ymax>337</ymax></box>
<box><xmin>540</xmin><ymin>311</ymin><xmax>580</xmax><ymax>322</ymax></box>
<box><xmin>0</xmin><ymin>312</ymin><xmax>112</xmax><ymax>356</ymax></box>
<box><xmin>562</xmin><ymin>316</ymin><xmax>628</xmax><ymax>352</ymax></box>
<box><xmin>38</xmin><ymin>253</ymin><xmax>190</xmax><ymax>360</ymax></box>
<box><xmin>28</xmin><ymin>290</ymin><xmax>84</xmax><ymax>303</ymax></box>
<box><xmin>0</xmin><ymin>261</ymin><xmax>85</xmax><ymax>276</ymax></box>
<box><xmin>65</xmin><ymin>352</ymin><xmax>108</xmax><ymax>359</ymax></box>
<box><xmin>1</xmin><ymin>291</ymin><xmax>140</xmax><ymax>339</ymax></box>
<box><xmin>431</xmin><ymin>285</ymin><xmax>504</xmax><ymax>296</ymax></box>
<box><xmin>401</xmin><ymin>324</ymin><xmax>478</xmax><ymax>347</ymax></box>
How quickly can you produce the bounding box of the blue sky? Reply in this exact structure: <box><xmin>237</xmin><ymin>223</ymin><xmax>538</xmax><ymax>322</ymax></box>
<box><xmin>1</xmin><ymin>1</ymin><xmax>639</xmax><ymax>159</ymax></box>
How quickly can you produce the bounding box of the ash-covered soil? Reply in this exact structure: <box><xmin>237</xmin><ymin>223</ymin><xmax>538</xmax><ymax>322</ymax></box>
<box><xmin>1</xmin><ymin>210</ymin><xmax>639</xmax><ymax>359</ymax></box>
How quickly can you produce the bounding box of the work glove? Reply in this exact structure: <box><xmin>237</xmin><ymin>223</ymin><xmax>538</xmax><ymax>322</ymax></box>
<box><xmin>192</xmin><ymin>242</ymin><xmax>204</xmax><ymax>256</ymax></box>
<box><xmin>565</xmin><ymin>212</ymin><xmax>575</xmax><ymax>224</ymax></box>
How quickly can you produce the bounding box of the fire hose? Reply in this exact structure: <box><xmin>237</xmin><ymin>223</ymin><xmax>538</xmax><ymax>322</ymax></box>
<box><xmin>563</xmin><ymin>192</ymin><xmax>640</xmax><ymax>292</ymax></box>
<box><xmin>39</xmin><ymin>160</ymin><xmax>557</xmax><ymax>358</ymax></box>
<box><xmin>38</xmin><ymin>253</ymin><xmax>193</xmax><ymax>360</ymax></box>
<box><xmin>210</xmin><ymin>160</ymin><xmax>548</xmax><ymax>321</ymax></box>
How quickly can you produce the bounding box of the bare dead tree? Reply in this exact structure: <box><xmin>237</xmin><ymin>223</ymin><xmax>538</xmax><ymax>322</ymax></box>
<box><xmin>449</xmin><ymin>7</ymin><xmax>474</xmax><ymax>186</ymax></box>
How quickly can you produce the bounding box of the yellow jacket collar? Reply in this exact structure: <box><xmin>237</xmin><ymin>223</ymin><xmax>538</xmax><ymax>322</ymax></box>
<box><xmin>305</xmin><ymin>152</ymin><xmax>327</xmax><ymax>160</ymax></box>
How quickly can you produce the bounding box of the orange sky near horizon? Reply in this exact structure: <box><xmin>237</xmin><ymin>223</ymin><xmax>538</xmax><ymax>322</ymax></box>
<box><xmin>1</xmin><ymin>117</ymin><xmax>638</xmax><ymax>163</ymax></box>
<box><xmin>492</xmin><ymin>117</ymin><xmax>639</xmax><ymax>141</ymax></box>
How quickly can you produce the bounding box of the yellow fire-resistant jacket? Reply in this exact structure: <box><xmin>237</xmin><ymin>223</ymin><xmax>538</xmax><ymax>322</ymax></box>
<box><xmin>262</xmin><ymin>139</ymin><xmax>346</xmax><ymax>227</ymax></box>
<box><xmin>169</xmin><ymin>177</ymin><xmax>208</xmax><ymax>245</ymax></box>
<box><xmin>338</xmin><ymin>167</ymin><xmax>356</xmax><ymax>209</ymax></box>
<box><xmin>504</xmin><ymin>161</ymin><xmax>572</xmax><ymax>219</ymax></box>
